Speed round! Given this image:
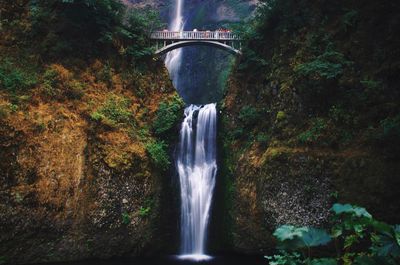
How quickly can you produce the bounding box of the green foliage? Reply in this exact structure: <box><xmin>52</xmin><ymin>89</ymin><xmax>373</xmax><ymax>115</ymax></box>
<box><xmin>41</xmin><ymin>65</ymin><xmax>86</xmax><ymax>100</ymax></box>
<box><xmin>138</xmin><ymin>198</ymin><xmax>153</xmax><ymax>218</ymax></box>
<box><xmin>124</xmin><ymin>8</ymin><xmax>164</xmax><ymax>61</ymax></box>
<box><xmin>28</xmin><ymin>0</ymin><xmax>161</xmax><ymax>62</ymax></box>
<box><xmin>256</xmin><ymin>132</ymin><xmax>270</xmax><ymax>145</ymax></box>
<box><xmin>360</xmin><ymin>79</ymin><xmax>382</xmax><ymax>90</ymax></box>
<box><xmin>0</xmin><ymin>103</ymin><xmax>18</xmax><ymax>119</ymax></box>
<box><xmin>0</xmin><ymin>256</ymin><xmax>7</xmax><ymax>265</ymax></box>
<box><xmin>139</xmin><ymin>206</ymin><xmax>151</xmax><ymax>217</ymax></box>
<box><xmin>295</xmin><ymin>46</ymin><xmax>351</xmax><ymax>80</ymax></box>
<box><xmin>122</xmin><ymin>212</ymin><xmax>131</xmax><ymax>225</ymax></box>
<box><xmin>381</xmin><ymin>115</ymin><xmax>400</xmax><ymax>141</ymax></box>
<box><xmin>66</xmin><ymin>80</ymin><xmax>85</xmax><ymax>99</ymax></box>
<box><xmin>309</xmin><ymin>258</ymin><xmax>337</xmax><ymax>265</ymax></box>
<box><xmin>152</xmin><ymin>95</ymin><xmax>184</xmax><ymax>138</ymax></box>
<box><xmin>30</xmin><ymin>0</ymin><xmax>125</xmax><ymax>57</ymax></box>
<box><xmin>265</xmin><ymin>251</ymin><xmax>304</xmax><ymax>265</ymax></box>
<box><xmin>90</xmin><ymin>95</ymin><xmax>132</xmax><ymax>127</ymax></box>
<box><xmin>276</xmin><ymin>111</ymin><xmax>287</xmax><ymax>122</ymax></box>
<box><xmin>274</xmin><ymin>225</ymin><xmax>308</xmax><ymax>241</ymax></box>
<box><xmin>331</xmin><ymin>203</ymin><xmax>372</xmax><ymax>218</ymax></box>
<box><xmin>341</xmin><ymin>10</ymin><xmax>358</xmax><ymax>32</ymax></box>
<box><xmin>371</xmin><ymin>225</ymin><xmax>400</xmax><ymax>258</ymax></box>
<box><xmin>146</xmin><ymin>140</ymin><xmax>170</xmax><ymax>171</ymax></box>
<box><xmin>229</xmin><ymin>128</ymin><xmax>245</xmax><ymax>140</ymax></box>
<box><xmin>238</xmin><ymin>105</ymin><xmax>260</xmax><ymax>127</ymax></box>
<box><xmin>42</xmin><ymin>68</ymin><xmax>59</xmax><ymax>97</ymax></box>
<box><xmin>328</xmin><ymin>105</ymin><xmax>353</xmax><ymax>126</ymax></box>
<box><xmin>372</xmin><ymin>114</ymin><xmax>400</xmax><ymax>158</ymax></box>
<box><xmin>268</xmin><ymin>203</ymin><xmax>400</xmax><ymax>265</ymax></box>
<box><xmin>274</xmin><ymin>225</ymin><xmax>331</xmax><ymax>250</ymax></box>
<box><xmin>96</xmin><ymin>63</ymin><xmax>114</xmax><ymax>86</ymax></box>
<box><xmin>0</xmin><ymin>60</ymin><xmax>37</xmax><ymax>92</ymax></box>
<box><xmin>298</xmin><ymin>118</ymin><xmax>328</xmax><ymax>144</ymax></box>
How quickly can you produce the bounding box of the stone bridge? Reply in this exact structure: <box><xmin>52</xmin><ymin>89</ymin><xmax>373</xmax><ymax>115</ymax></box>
<box><xmin>150</xmin><ymin>31</ymin><xmax>242</xmax><ymax>55</ymax></box>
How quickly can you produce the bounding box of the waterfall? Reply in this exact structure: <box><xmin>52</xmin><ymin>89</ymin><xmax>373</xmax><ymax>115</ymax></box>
<box><xmin>166</xmin><ymin>0</ymin><xmax>218</xmax><ymax>260</ymax></box>
<box><xmin>165</xmin><ymin>0</ymin><xmax>184</xmax><ymax>87</ymax></box>
<box><xmin>176</xmin><ymin>103</ymin><xmax>218</xmax><ymax>261</ymax></box>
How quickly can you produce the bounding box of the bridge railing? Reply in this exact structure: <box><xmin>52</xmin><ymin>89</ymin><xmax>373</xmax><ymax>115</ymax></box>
<box><xmin>150</xmin><ymin>31</ymin><xmax>241</xmax><ymax>40</ymax></box>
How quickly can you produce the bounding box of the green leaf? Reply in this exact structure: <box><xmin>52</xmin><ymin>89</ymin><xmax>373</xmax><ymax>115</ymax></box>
<box><xmin>372</xmin><ymin>227</ymin><xmax>400</xmax><ymax>258</ymax></box>
<box><xmin>273</xmin><ymin>226</ymin><xmax>331</xmax><ymax>250</ymax></box>
<box><xmin>301</xmin><ymin>228</ymin><xmax>332</xmax><ymax>247</ymax></box>
<box><xmin>273</xmin><ymin>225</ymin><xmax>308</xmax><ymax>241</ymax></box>
<box><xmin>309</xmin><ymin>258</ymin><xmax>337</xmax><ymax>265</ymax></box>
<box><xmin>331</xmin><ymin>203</ymin><xmax>372</xmax><ymax>218</ymax></box>
<box><xmin>265</xmin><ymin>251</ymin><xmax>304</xmax><ymax>265</ymax></box>
<box><xmin>331</xmin><ymin>226</ymin><xmax>343</xmax><ymax>238</ymax></box>
<box><xmin>394</xmin><ymin>225</ymin><xmax>400</xmax><ymax>246</ymax></box>
<box><xmin>344</xmin><ymin>235</ymin><xmax>359</xmax><ymax>249</ymax></box>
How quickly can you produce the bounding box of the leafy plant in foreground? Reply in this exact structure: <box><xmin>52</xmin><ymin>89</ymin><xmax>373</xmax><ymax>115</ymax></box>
<box><xmin>266</xmin><ymin>203</ymin><xmax>400</xmax><ymax>265</ymax></box>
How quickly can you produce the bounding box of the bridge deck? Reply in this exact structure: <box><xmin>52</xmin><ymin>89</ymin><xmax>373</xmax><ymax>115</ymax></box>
<box><xmin>151</xmin><ymin>31</ymin><xmax>240</xmax><ymax>41</ymax></box>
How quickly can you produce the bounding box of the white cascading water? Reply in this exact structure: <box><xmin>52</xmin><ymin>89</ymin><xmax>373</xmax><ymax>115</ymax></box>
<box><xmin>165</xmin><ymin>0</ymin><xmax>184</xmax><ymax>87</ymax></box>
<box><xmin>165</xmin><ymin>0</ymin><xmax>218</xmax><ymax>260</ymax></box>
<box><xmin>176</xmin><ymin>104</ymin><xmax>218</xmax><ymax>261</ymax></box>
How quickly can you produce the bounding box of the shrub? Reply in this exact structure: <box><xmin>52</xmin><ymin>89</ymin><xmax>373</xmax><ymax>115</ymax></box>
<box><xmin>328</xmin><ymin>105</ymin><xmax>353</xmax><ymax>125</ymax></box>
<box><xmin>146</xmin><ymin>140</ymin><xmax>170</xmax><ymax>171</ymax></box>
<box><xmin>138</xmin><ymin>198</ymin><xmax>153</xmax><ymax>218</ymax></box>
<box><xmin>229</xmin><ymin>127</ymin><xmax>245</xmax><ymax>140</ymax></box>
<box><xmin>0</xmin><ymin>60</ymin><xmax>37</xmax><ymax>92</ymax></box>
<box><xmin>122</xmin><ymin>212</ymin><xmax>131</xmax><ymax>225</ymax></box>
<box><xmin>152</xmin><ymin>95</ymin><xmax>184</xmax><ymax>137</ymax></box>
<box><xmin>266</xmin><ymin>203</ymin><xmax>400</xmax><ymax>265</ymax></box>
<box><xmin>378</xmin><ymin>114</ymin><xmax>400</xmax><ymax>158</ymax></box>
<box><xmin>66</xmin><ymin>80</ymin><xmax>85</xmax><ymax>99</ymax></box>
<box><xmin>295</xmin><ymin>45</ymin><xmax>351</xmax><ymax>80</ymax></box>
<box><xmin>139</xmin><ymin>206</ymin><xmax>151</xmax><ymax>217</ymax></box>
<box><xmin>341</xmin><ymin>10</ymin><xmax>358</xmax><ymax>32</ymax></box>
<box><xmin>298</xmin><ymin>118</ymin><xmax>328</xmax><ymax>144</ymax></box>
<box><xmin>95</xmin><ymin>63</ymin><xmax>114</xmax><ymax>86</ymax></box>
<box><xmin>42</xmin><ymin>64</ymin><xmax>85</xmax><ymax>100</ymax></box>
<box><xmin>256</xmin><ymin>132</ymin><xmax>270</xmax><ymax>146</ymax></box>
<box><xmin>238</xmin><ymin>105</ymin><xmax>260</xmax><ymax>127</ymax></box>
<box><xmin>90</xmin><ymin>95</ymin><xmax>132</xmax><ymax>127</ymax></box>
<box><xmin>381</xmin><ymin>115</ymin><xmax>400</xmax><ymax>140</ymax></box>
<box><xmin>0</xmin><ymin>103</ymin><xmax>18</xmax><ymax>119</ymax></box>
<box><xmin>276</xmin><ymin>111</ymin><xmax>287</xmax><ymax>122</ymax></box>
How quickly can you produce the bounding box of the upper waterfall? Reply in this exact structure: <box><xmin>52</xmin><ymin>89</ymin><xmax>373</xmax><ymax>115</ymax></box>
<box><xmin>165</xmin><ymin>0</ymin><xmax>184</xmax><ymax>87</ymax></box>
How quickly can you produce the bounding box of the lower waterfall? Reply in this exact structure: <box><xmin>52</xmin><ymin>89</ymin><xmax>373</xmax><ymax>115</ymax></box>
<box><xmin>176</xmin><ymin>103</ymin><xmax>218</xmax><ymax>261</ymax></box>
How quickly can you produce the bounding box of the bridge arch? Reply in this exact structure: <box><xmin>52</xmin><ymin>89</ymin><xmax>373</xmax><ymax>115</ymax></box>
<box><xmin>155</xmin><ymin>40</ymin><xmax>242</xmax><ymax>56</ymax></box>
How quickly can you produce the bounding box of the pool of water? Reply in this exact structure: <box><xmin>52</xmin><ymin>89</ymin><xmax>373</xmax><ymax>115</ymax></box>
<box><xmin>39</xmin><ymin>255</ymin><xmax>266</xmax><ymax>265</ymax></box>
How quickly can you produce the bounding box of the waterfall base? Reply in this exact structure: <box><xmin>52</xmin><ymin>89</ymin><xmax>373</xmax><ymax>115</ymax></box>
<box><xmin>39</xmin><ymin>255</ymin><xmax>266</xmax><ymax>265</ymax></box>
<box><xmin>178</xmin><ymin>254</ymin><xmax>213</xmax><ymax>261</ymax></box>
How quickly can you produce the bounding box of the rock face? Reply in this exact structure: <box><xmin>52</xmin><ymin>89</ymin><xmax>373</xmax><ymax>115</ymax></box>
<box><xmin>0</xmin><ymin>61</ymin><xmax>181</xmax><ymax>264</ymax></box>
<box><xmin>220</xmin><ymin>0</ymin><xmax>400</xmax><ymax>254</ymax></box>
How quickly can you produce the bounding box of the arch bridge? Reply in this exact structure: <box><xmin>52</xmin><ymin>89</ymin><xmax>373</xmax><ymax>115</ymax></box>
<box><xmin>150</xmin><ymin>31</ymin><xmax>242</xmax><ymax>55</ymax></box>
